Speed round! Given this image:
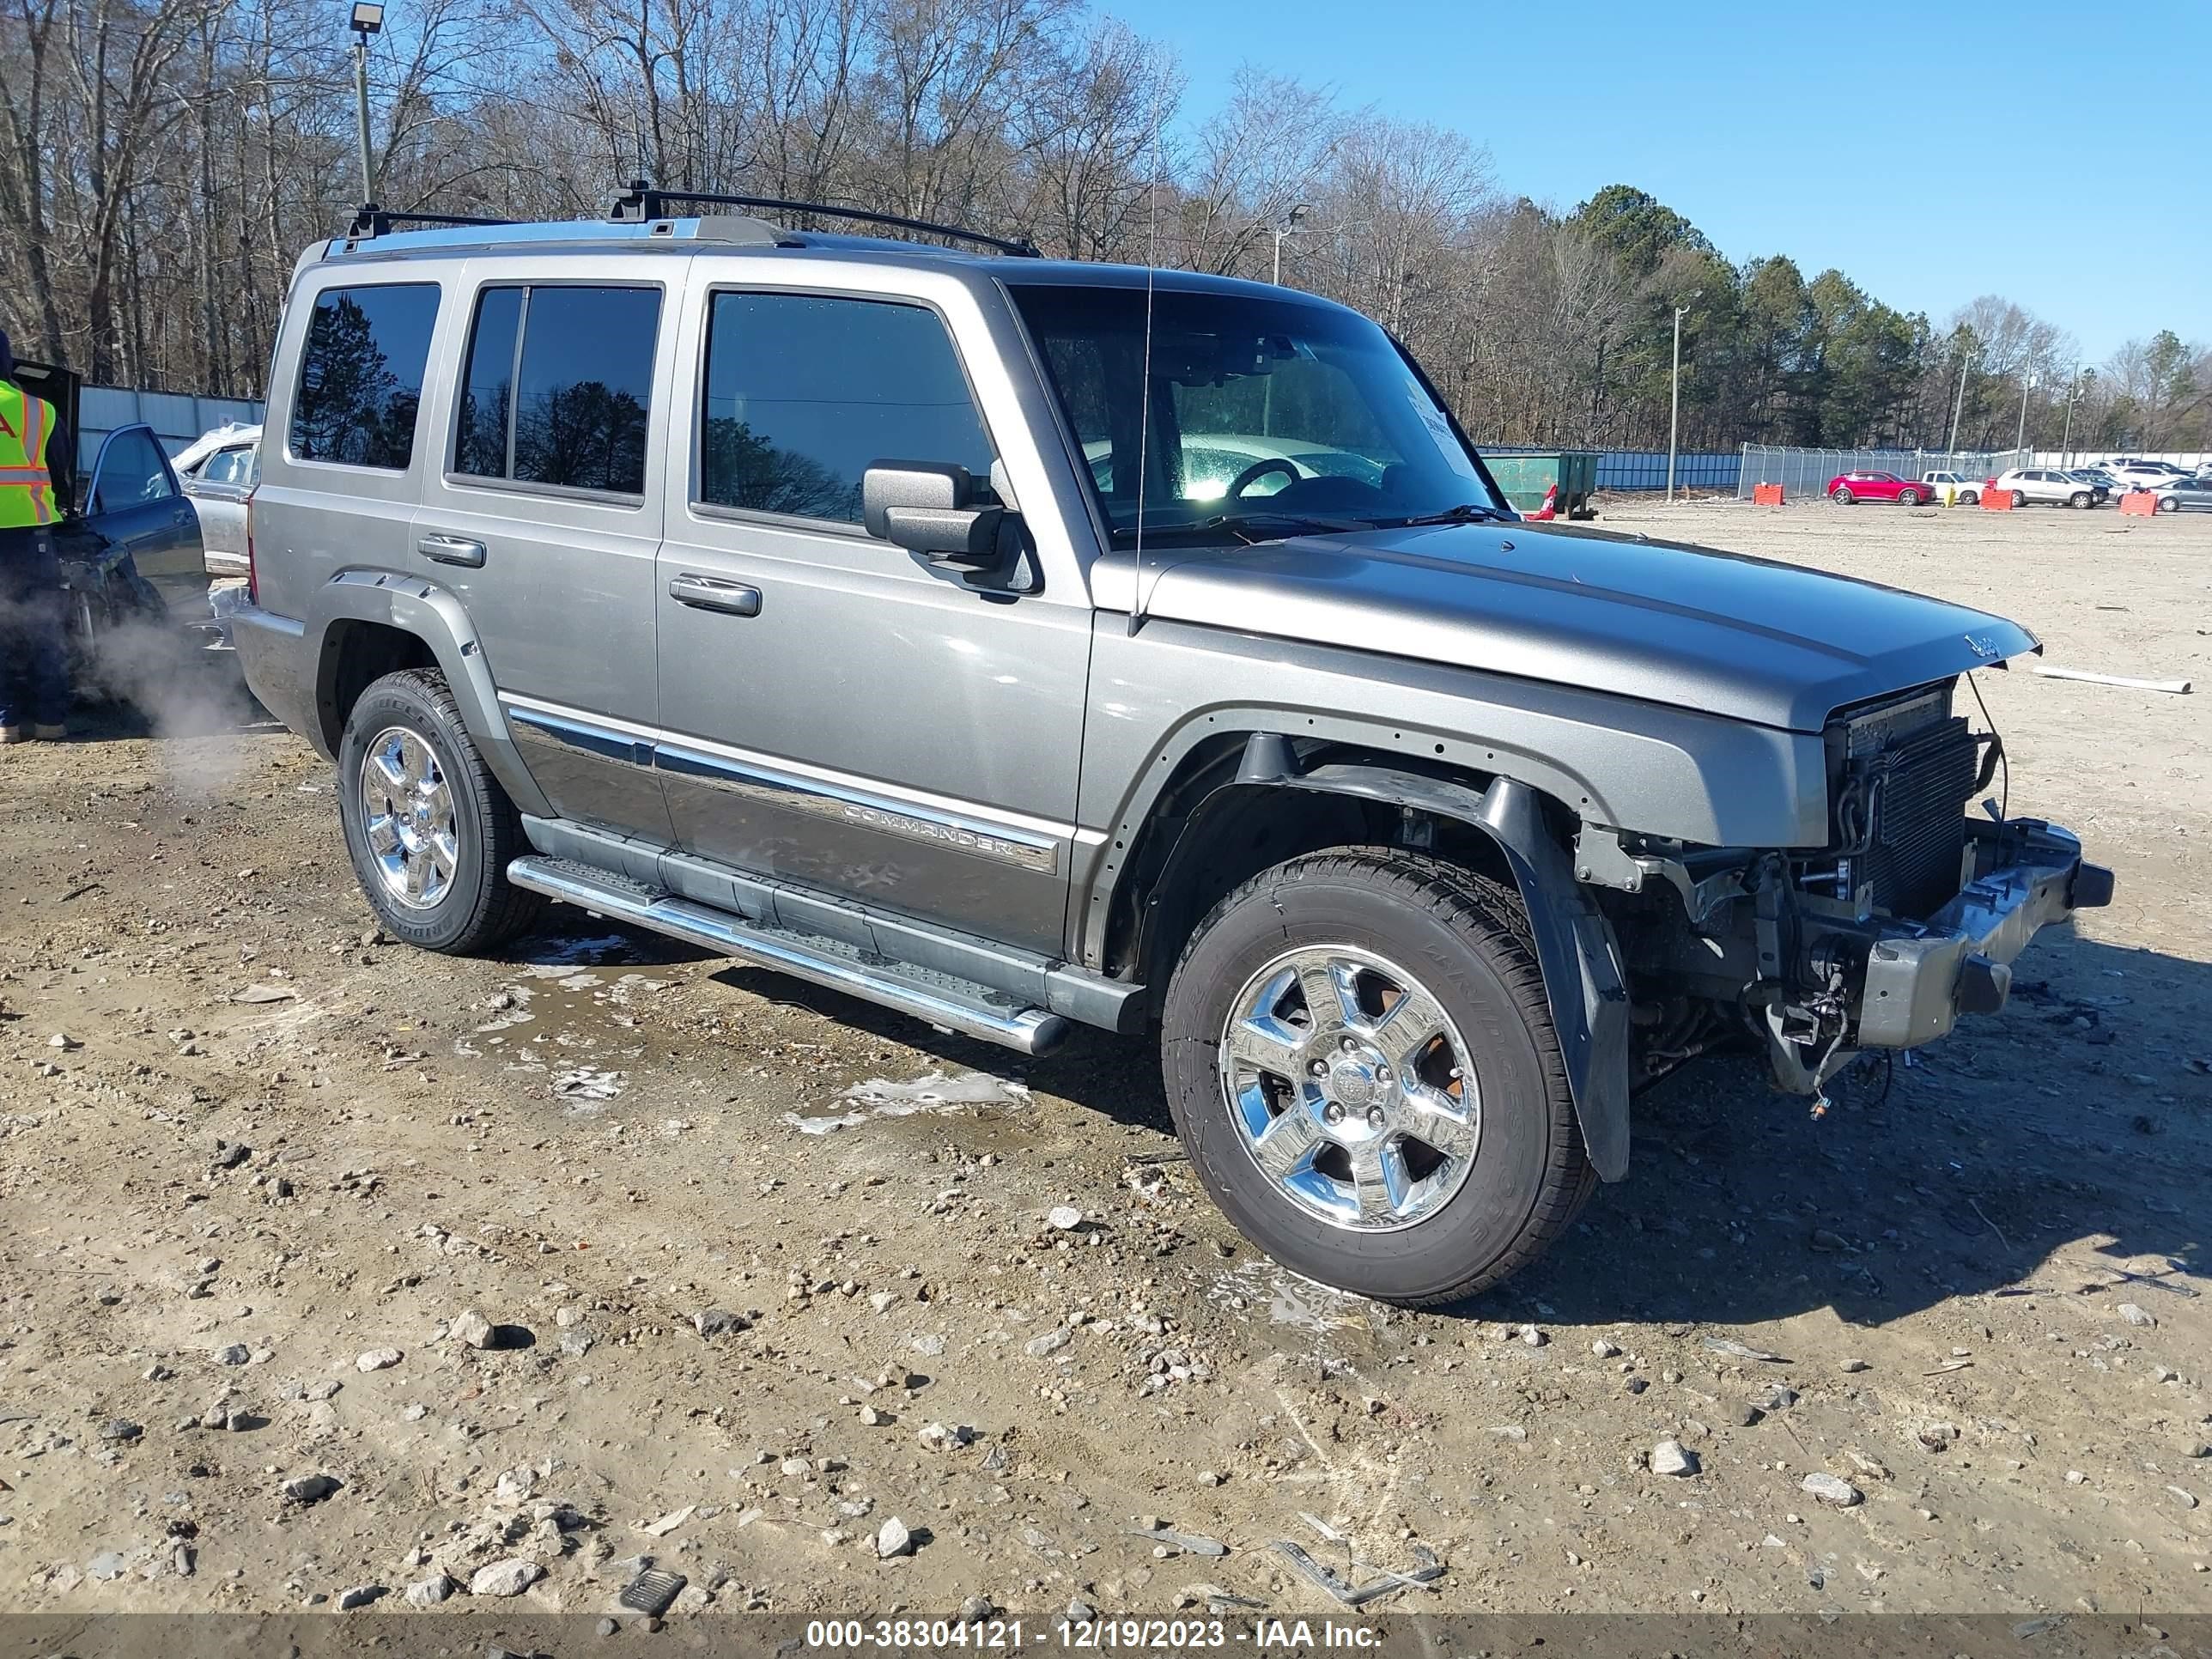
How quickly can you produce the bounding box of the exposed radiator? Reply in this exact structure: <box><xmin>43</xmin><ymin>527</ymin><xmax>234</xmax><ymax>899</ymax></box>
<box><xmin>1858</xmin><ymin>714</ymin><xmax>1978</xmax><ymax>918</ymax></box>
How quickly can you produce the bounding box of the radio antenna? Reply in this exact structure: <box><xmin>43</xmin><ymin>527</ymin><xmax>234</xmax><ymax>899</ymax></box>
<box><xmin>1127</xmin><ymin>98</ymin><xmax>1165</xmax><ymax>638</ymax></box>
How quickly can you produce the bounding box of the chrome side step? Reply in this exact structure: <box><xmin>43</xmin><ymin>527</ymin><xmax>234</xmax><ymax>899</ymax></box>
<box><xmin>505</xmin><ymin>855</ymin><xmax>1068</xmax><ymax>1056</ymax></box>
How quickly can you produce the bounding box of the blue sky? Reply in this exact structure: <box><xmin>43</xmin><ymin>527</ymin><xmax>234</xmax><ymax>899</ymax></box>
<box><xmin>1098</xmin><ymin>0</ymin><xmax>2209</xmax><ymax>363</ymax></box>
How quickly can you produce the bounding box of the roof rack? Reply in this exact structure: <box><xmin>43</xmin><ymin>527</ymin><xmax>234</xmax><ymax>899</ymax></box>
<box><xmin>605</xmin><ymin>180</ymin><xmax>1042</xmax><ymax>258</ymax></box>
<box><xmin>348</xmin><ymin>203</ymin><xmax>515</xmax><ymax>240</ymax></box>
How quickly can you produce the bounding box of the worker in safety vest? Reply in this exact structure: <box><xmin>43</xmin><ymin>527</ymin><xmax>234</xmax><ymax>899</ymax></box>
<box><xmin>0</xmin><ymin>325</ymin><xmax>70</xmax><ymax>743</ymax></box>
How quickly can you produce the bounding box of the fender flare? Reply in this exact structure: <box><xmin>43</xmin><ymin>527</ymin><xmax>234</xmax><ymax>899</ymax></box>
<box><xmin>307</xmin><ymin>568</ymin><xmax>555</xmax><ymax>819</ymax></box>
<box><xmin>1249</xmin><ymin>750</ymin><xmax>1632</xmax><ymax>1182</ymax></box>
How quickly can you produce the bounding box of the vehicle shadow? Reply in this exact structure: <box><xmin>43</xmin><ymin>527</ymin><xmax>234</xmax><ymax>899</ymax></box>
<box><xmin>532</xmin><ymin>909</ymin><xmax>2208</xmax><ymax>1332</ymax></box>
<box><xmin>1474</xmin><ymin>922</ymin><xmax>2209</xmax><ymax>1328</ymax></box>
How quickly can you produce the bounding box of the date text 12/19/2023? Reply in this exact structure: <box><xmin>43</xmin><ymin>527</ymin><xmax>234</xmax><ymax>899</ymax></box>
<box><xmin>802</xmin><ymin>1618</ymin><xmax>1386</xmax><ymax>1650</ymax></box>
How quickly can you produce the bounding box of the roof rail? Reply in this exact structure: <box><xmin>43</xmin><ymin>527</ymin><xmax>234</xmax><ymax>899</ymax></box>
<box><xmin>347</xmin><ymin>203</ymin><xmax>515</xmax><ymax>240</ymax></box>
<box><xmin>605</xmin><ymin>180</ymin><xmax>1042</xmax><ymax>258</ymax></box>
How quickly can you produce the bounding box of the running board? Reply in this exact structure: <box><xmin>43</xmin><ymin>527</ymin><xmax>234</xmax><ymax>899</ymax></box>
<box><xmin>505</xmin><ymin>855</ymin><xmax>1068</xmax><ymax>1056</ymax></box>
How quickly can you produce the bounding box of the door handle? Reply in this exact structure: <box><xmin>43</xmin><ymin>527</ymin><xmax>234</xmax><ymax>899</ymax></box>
<box><xmin>668</xmin><ymin>574</ymin><xmax>762</xmax><ymax>617</ymax></box>
<box><xmin>418</xmin><ymin>533</ymin><xmax>487</xmax><ymax>568</ymax></box>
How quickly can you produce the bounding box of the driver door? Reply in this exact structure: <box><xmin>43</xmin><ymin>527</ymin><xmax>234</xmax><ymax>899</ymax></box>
<box><xmin>83</xmin><ymin>426</ymin><xmax>204</xmax><ymax>615</ymax></box>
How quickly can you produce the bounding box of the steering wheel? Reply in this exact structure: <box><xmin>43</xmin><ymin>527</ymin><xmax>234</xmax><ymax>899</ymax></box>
<box><xmin>1223</xmin><ymin>457</ymin><xmax>1302</xmax><ymax>502</ymax></box>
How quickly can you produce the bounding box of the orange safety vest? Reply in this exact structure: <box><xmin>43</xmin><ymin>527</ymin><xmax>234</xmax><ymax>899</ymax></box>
<box><xmin>0</xmin><ymin>380</ymin><xmax>59</xmax><ymax>529</ymax></box>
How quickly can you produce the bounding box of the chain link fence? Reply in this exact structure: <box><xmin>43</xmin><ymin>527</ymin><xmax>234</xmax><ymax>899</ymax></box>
<box><xmin>1735</xmin><ymin>444</ymin><xmax>2032</xmax><ymax>502</ymax></box>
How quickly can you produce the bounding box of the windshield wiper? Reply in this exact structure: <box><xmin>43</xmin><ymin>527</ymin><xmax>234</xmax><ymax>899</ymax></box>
<box><xmin>1127</xmin><ymin>510</ymin><xmax>1370</xmax><ymax>547</ymax></box>
<box><xmin>1388</xmin><ymin>502</ymin><xmax>1506</xmax><ymax>527</ymax></box>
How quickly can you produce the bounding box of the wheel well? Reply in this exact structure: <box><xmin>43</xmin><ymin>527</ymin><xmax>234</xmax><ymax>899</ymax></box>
<box><xmin>1110</xmin><ymin>742</ymin><xmax>1515</xmax><ymax>994</ymax></box>
<box><xmin>317</xmin><ymin>621</ymin><xmax>437</xmax><ymax>752</ymax></box>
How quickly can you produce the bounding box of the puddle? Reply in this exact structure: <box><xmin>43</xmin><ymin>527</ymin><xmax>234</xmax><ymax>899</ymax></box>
<box><xmin>514</xmin><ymin>934</ymin><xmax>641</xmax><ymax>975</ymax></box>
<box><xmin>554</xmin><ymin>1067</ymin><xmax>627</xmax><ymax>1109</ymax></box>
<box><xmin>1208</xmin><ymin>1259</ymin><xmax>1374</xmax><ymax>1334</ymax></box>
<box><xmin>783</xmin><ymin>1070</ymin><xmax>1032</xmax><ymax>1134</ymax></box>
<box><xmin>473</xmin><ymin>985</ymin><xmax>537</xmax><ymax>1034</ymax></box>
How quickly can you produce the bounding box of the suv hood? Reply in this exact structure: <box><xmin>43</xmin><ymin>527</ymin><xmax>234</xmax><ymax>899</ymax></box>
<box><xmin>1116</xmin><ymin>520</ymin><xmax>2037</xmax><ymax>732</ymax></box>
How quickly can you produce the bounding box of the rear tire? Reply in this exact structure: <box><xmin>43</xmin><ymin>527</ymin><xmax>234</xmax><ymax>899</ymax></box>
<box><xmin>1831</xmin><ymin>486</ymin><xmax>1854</xmax><ymax>504</ymax></box>
<box><xmin>2158</xmin><ymin>495</ymin><xmax>2179</xmax><ymax>513</ymax></box>
<box><xmin>1160</xmin><ymin>848</ymin><xmax>1595</xmax><ymax>1306</ymax></box>
<box><xmin>336</xmin><ymin>668</ymin><xmax>544</xmax><ymax>953</ymax></box>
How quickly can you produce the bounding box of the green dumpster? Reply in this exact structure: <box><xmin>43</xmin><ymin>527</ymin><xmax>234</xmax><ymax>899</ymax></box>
<box><xmin>1482</xmin><ymin>451</ymin><xmax>1598</xmax><ymax>518</ymax></box>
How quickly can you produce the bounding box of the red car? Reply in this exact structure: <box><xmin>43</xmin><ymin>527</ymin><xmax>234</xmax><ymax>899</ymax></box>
<box><xmin>1826</xmin><ymin>471</ymin><xmax>1926</xmax><ymax>506</ymax></box>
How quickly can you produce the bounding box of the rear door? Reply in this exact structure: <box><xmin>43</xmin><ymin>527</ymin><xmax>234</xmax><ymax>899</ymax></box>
<box><xmin>82</xmin><ymin>425</ymin><xmax>204</xmax><ymax>613</ymax></box>
<box><xmin>414</xmin><ymin>260</ymin><xmax>678</xmax><ymax>842</ymax></box>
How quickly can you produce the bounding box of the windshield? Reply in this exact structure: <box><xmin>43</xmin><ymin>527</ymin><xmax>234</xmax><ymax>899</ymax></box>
<box><xmin>1008</xmin><ymin>282</ymin><xmax>1497</xmax><ymax>545</ymax></box>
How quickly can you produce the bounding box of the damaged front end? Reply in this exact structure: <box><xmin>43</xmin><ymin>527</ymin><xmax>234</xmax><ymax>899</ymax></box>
<box><xmin>1601</xmin><ymin>678</ymin><xmax>2114</xmax><ymax>1098</ymax></box>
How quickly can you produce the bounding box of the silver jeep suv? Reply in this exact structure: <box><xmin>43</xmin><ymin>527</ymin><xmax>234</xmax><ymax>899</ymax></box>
<box><xmin>231</xmin><ymin>190</ymin><xmax>2109</xmax><ymax>1304</ymax></box>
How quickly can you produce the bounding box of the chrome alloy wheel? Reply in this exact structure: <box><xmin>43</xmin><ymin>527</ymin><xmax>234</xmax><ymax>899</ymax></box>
<box><xmin>1218</xmin><ymin>945</ymin><xmax>1480</xmax><ymax>1231</ymax></box>
<box><xmin>358</xmin><ymin>726</ymin><xmax>460</xmax><ymax>909</ymax></box>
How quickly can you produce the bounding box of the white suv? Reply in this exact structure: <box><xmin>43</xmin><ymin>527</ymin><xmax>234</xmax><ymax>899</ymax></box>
<box><xmin>1993</xmin><ymin>468</ymin><xmax>2098</xmax><ymax>509</ymax></box>
<box><xmin>2101</xmin><ymin>459</ymin><xmax>2189</xmax><ymax>495</ymax></box>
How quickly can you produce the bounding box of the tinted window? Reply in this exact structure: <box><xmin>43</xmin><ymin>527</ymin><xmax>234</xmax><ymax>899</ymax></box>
<box><xmin>289</xmin><ymin>283</ymin><xmax>440</xmax><ymax>468</ymax></box>
<box><xmin>450</xmin><ymin>286</ymin><xmax>658</xmax><ymax>494</ymax></box>
<box><xmin>454</xmin><ymin>287</ymin><xmax>524</xmax><ymax>478</ymax></box>
<box><xmin>698</xmin><ymin>293</ymin><xmax>994</xmax><ymax>524</ymax></box>
<box><xmin>90</xmin><ymin>429</ymin><xmax>174</xmax><ymax>513</ymax></box>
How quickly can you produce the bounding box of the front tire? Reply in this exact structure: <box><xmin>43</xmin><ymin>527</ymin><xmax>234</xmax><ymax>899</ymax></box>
<box><xmin>2069</xmin><ymin>492</ymin><xmax>2091</xmax><ymax>508</ymax></box>
<box><xmin>1160</xmin><ymin>848</ymin><xmax>1593</xmax><ymax>1306</ymax></box>
<box><xmin>1899</xmin><ymin>489</ymin><xmax>1921</xmax><ymax>506</ymax></box>
<box><xmin>1960</xmin><ymin>489</ymin><xmax>1979</xmax><ymax>505</ymax></box>
<box><xmin>2010</xmin><ymin>489</ymin><xmax>2027</xmax><ymax>508</ymax></box>
<box><xmin>337</xmin><ymin>668</ymin><xmax>544</xmax><ymax>953</ymax></box>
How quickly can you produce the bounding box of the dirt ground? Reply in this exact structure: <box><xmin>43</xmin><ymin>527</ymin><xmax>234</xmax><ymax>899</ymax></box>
<box><xmin>2</xmin><ymin>498</ymin><xmax>2208</xmax><ymax>1626</ymax></box>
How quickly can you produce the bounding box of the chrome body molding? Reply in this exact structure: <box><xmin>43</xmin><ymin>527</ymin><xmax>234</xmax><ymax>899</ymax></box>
<box><xmin>499</xmin><ymin>694</ymin><xmax>1085</xmax><ymax>875</ymax></box>
<box><xmin>656</xmin><ymin>742</ymin><xmax>1060</xmax><ymax>875</ymax></box>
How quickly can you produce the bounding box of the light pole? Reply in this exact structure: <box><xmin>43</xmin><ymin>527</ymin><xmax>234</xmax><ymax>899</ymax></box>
<box><xmin>1666</xmin><ymin>291</ymin><xmax>1699</xmax><ymax>502</ymax></box>
<box><xmin>2015</xmin><ymin>372</ymin><xmax>2037</xmax><ymax>458</ymax></box>
<box><xmin>1946</xmin><ymin>344</ymin><xmax>1972</xmax><ymax>459</ymax></box>
<box><xmin>2058</xmin><ymin>368</ymin><xmax>2081</xmax><ymax>465</ymax></box>
<box><xmin>1271</xmin><ymin>203</ymin><xmax>1310</xmax><ymax>286</ymax></box>
<box><xmin>349</xmin><ymin>2</ymin><xmax>384</xmax><ymax>208</ymax></box>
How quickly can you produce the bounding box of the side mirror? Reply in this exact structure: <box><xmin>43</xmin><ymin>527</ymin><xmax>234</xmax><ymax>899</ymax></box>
<box><xmin>862</xmin><ymin>461</ymin><xmax>1007</xmax><ymax>570</ymax></box>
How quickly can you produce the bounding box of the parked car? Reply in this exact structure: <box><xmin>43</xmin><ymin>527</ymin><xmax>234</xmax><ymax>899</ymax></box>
<box><xmin>2100</xmin><ymin>459</ymin><xmax>2190</xmax><ymax>494</ymax></box>
<box><xmin>1826</xmin><ymin>471</ymin><xmax>1929</xmax><ymax>505</ymax></box>
<box><xmin>1992</xmin><ymin>468</ymin><xmax>2099</xmax><ymax>508</ymax></box>
<box><xmin>10</xmin><ymin>360</ymin><xmax>225</xmax><ymax>688</ymax></box>
<box><xmin>174</xmin><ymin>421</ymin><xmax>262</xmax><ymax>577</ymax></box>
<box><xmin>1919</xmin><ymin>469</ymin><xmax>1984</xmax><ymax>505</ymax></box>
<box><xmin>2062</xmin><ymin>470</ymin><xmax>2112</xmax><ymax>503</ymax></box>
<box><xmin>226</xmin><ymin>198</ymin><xmax>2109</xmax><ymax>1304</ymax></box>
<box><xmin>2149</xmin><ymin>475</ymin><xmax>2212</xmax><ymax>512</ymax></box>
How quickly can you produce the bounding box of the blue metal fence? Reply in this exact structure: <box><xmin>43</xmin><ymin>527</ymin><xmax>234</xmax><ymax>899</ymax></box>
<box><xmin>80</xmin><ymin>384</ymin><xmax>265</xmax><ymax>470</ymax></box>
<box><xmin>1477</xmin><ymin>446</ymin><xmax>1741</xmax><ymax>494</ymax></box>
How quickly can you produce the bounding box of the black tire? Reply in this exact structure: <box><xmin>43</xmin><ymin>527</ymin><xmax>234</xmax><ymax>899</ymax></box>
<box><xmin>2069</xmin><ymin>492</ymin><xmax>2091</xmax><ymax>509</ymax></box>
<box><xmin>1831</xmin><ymin>486</ymin><xmax>1854</xmax><ymax>504</ymax></box>
<box><xmin>336</xmin><ymin>667</ymin><xmax>544</xmax><ymax>953</ymax></box>
<box><xmin>2157</xmin><ymin>496</ymin><xmax>2179</xmax><ymax>513</ymax></box>
<box><xmin>1960</xmin><ymin>489</ymin><xmax>1978</xmax><ymax>505</ymax></box>
<box><xmin>2010</xmin><ymin>489</ymin><xmax>2027</xmax><ymax>508</ymax></box>
<box><xmin>1899</xmin><ymin>488</ymin><xmax>1921</xmax><ymax>506</ymax></box>
<box><xmin>1160</xmin><ymin>848</ymin><xmax>1594</xmax><ymax>1306</ymax></box>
